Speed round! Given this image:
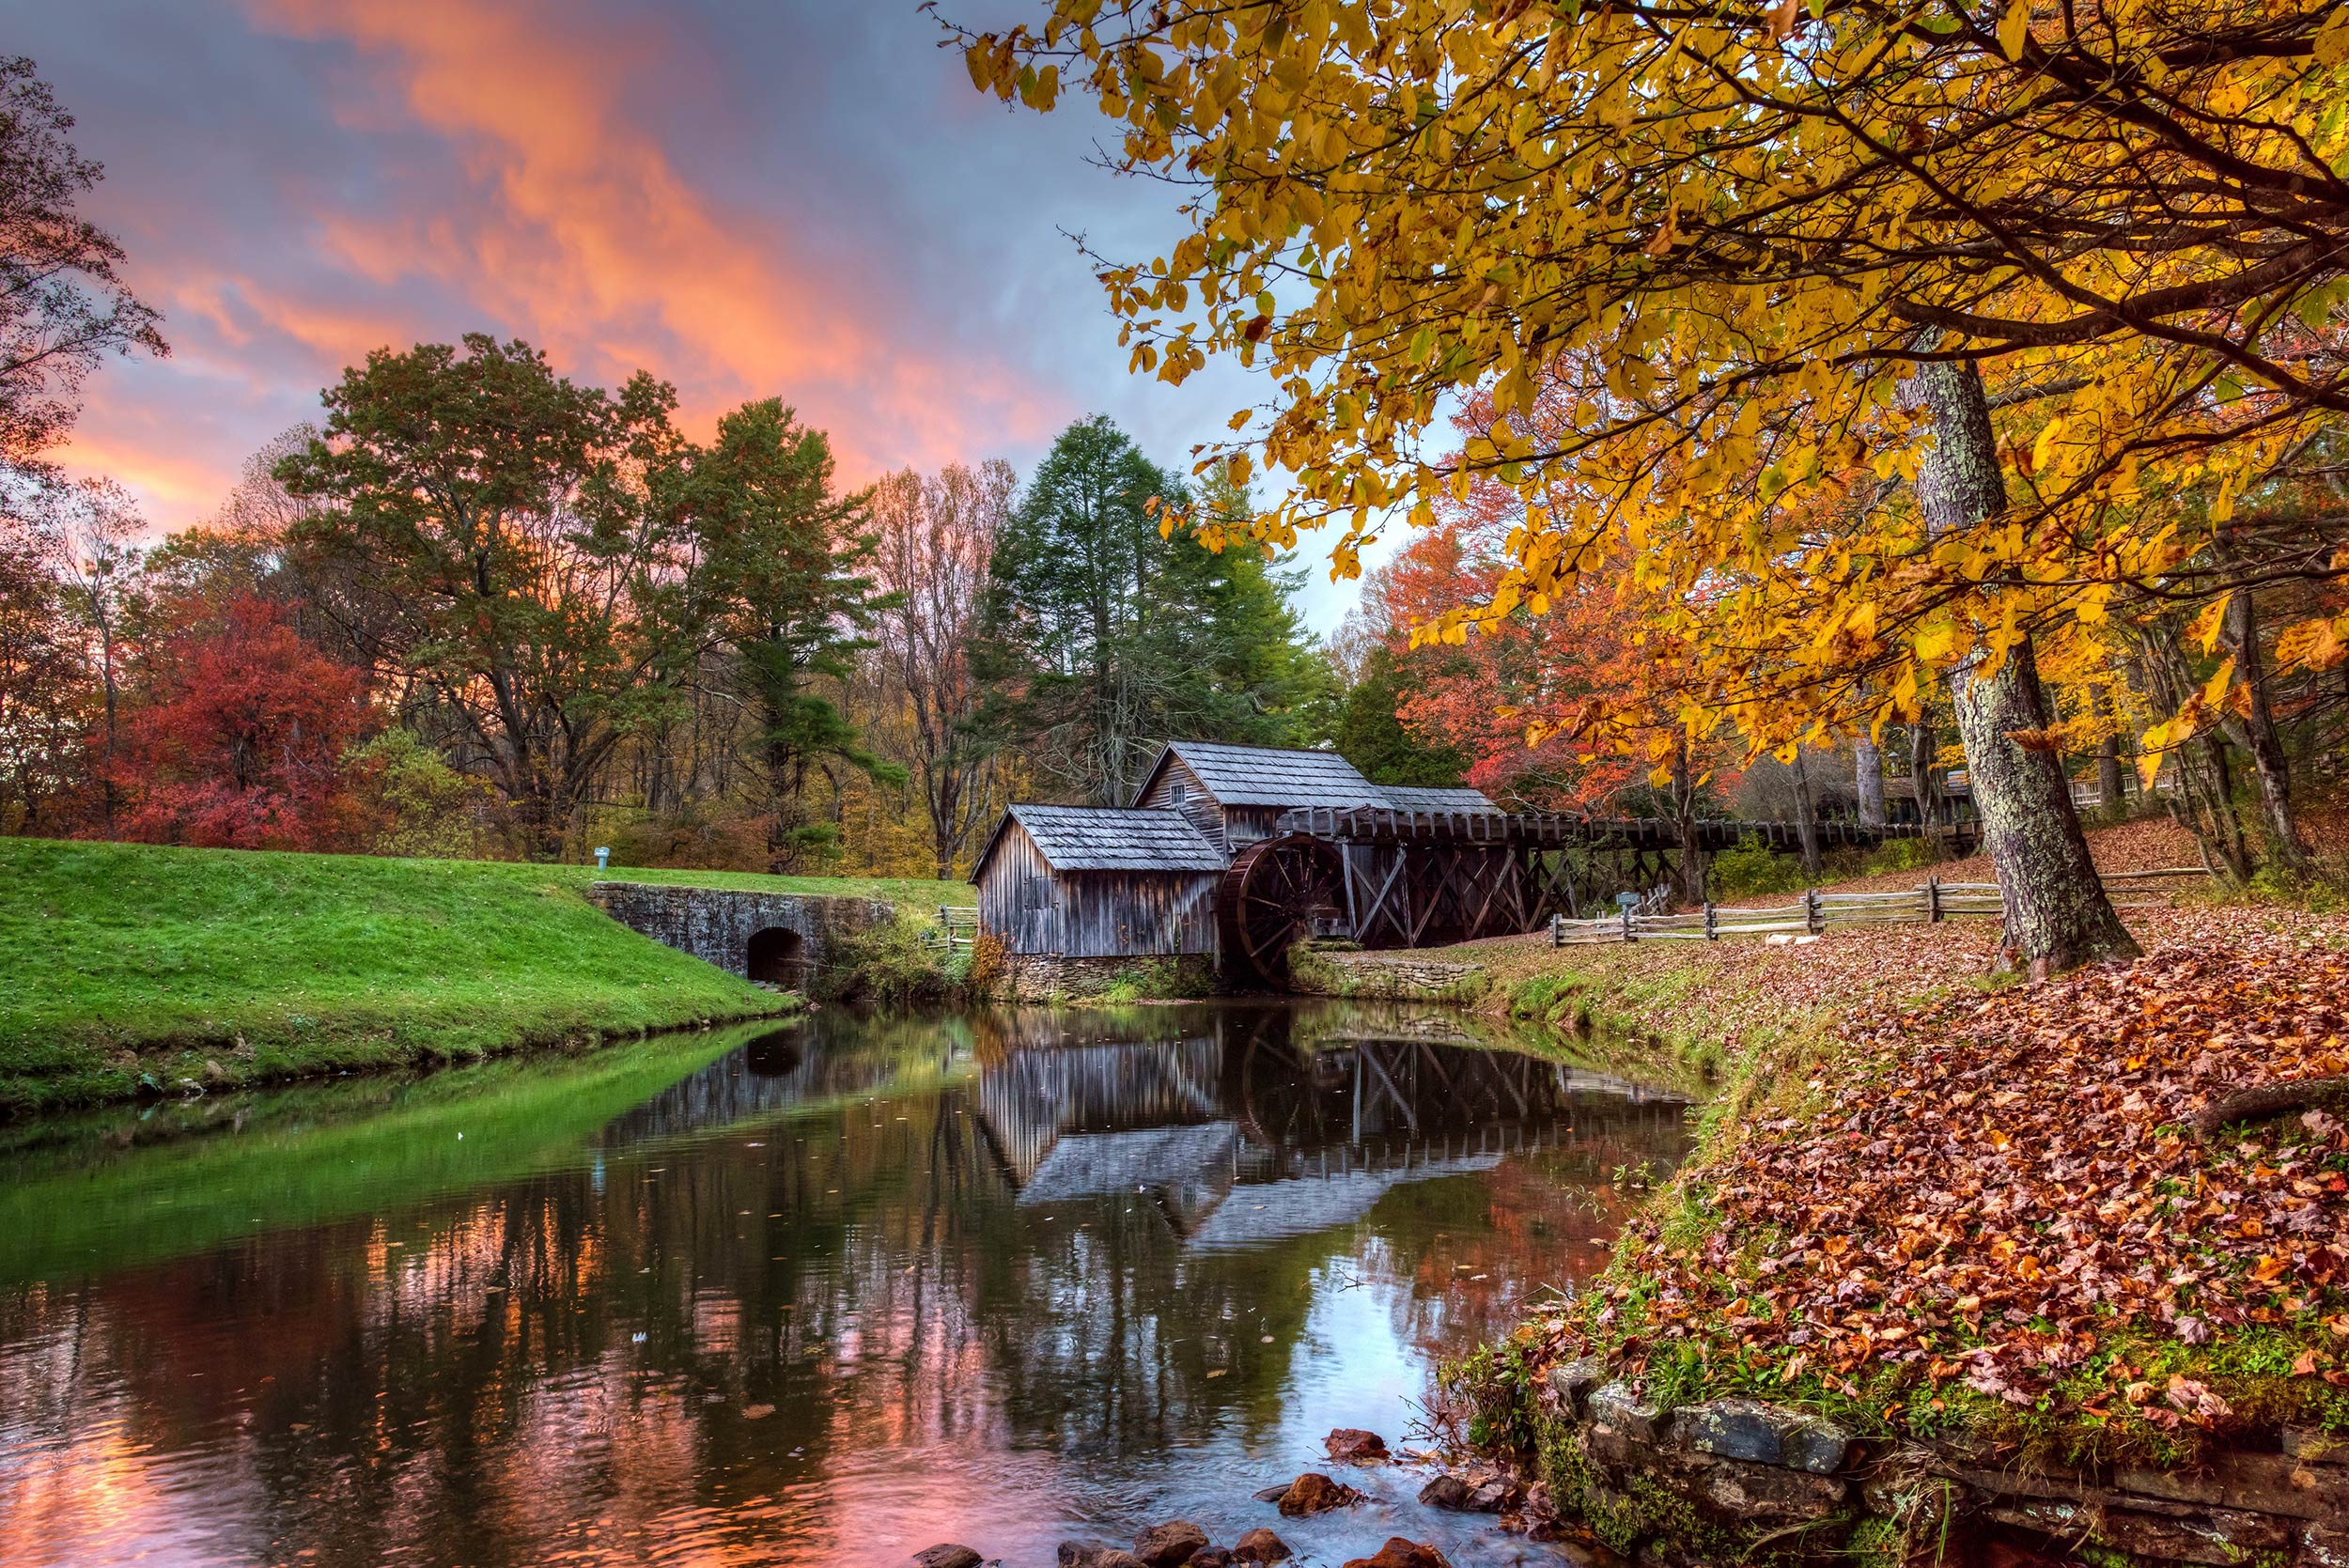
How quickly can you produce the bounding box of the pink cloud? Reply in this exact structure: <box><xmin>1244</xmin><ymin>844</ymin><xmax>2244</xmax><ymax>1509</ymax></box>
<box><xmin>241</xmin><ymin>0</ymin><xmax>1069</xmax><ymax>477</ymax></box>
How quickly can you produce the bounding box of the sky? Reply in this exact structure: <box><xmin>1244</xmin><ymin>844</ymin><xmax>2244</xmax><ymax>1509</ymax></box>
<box><xmin>19</xmin><ymin>0</ymin><xmax>1394</xmax><ymax>633</ymax></box>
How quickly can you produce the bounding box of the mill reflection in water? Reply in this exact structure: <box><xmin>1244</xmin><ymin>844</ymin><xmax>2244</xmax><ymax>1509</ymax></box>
<box><xmin>974</xmin><ymin>1005</ymin><xmax>1675</xmax><ymax>1252</ymax></box>
<box><xmin>0</xmin><ymin>1001</ymin><xmax>1691</xmax><ymax>1568</ymax></box>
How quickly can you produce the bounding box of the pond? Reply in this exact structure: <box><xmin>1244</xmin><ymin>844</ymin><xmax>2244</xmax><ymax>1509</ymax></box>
<box><xmin>0</xmin><ymin>1001</ymin><xmax>1693</xmax><ymax>1567</ymax></box>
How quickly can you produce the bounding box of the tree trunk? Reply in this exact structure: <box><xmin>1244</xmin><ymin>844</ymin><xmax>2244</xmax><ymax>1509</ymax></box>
<box><xmin>1854</xmin><ymin>737</ymin><xmax>1886</xmax><ymax>828</ymax></box>
<box><xmin>2095</xmin><ymin>735</ymin><xmax>2125</xmax><ymax>817</ymax></box>
<box><xmin>1909</xmin><ymin>720</ymin><xmax>1942</xmax><ymax>830</ymax></box>
<box><xmin>2215</xmin><ymin>579</ymin><xmax>2314</xmax><ymax>876</ymax></box>
<box><xmin>1789</xmin><ymin>748</ymin><xmax>1823</xmax><ymax>878</ymax></box>
<box><xmin>1911</xmin><ymin>357</ymin><xmax>2138</xmax><ymax>976</ymax></box>
<box><xmin>2132</xmin><ymin>627</ymin><xmax>2254</xmax><ymax>880</ymax></box>
<box><xmin>1671</xmin><ymin>737</ymin><xmax>1706</xmax><ymax>905</ymax></box>
<box><xmin>2186</xmin><ymin>729</ymin><xmax>2255</xmax><ymax>881</ymax></box>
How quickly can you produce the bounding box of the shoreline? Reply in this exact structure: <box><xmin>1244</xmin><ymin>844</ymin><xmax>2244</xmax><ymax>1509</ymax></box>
<box><xmin>0</xmin><ymin>998</ymin><xmax>804</xmax><ymax>1121</ymax></box>
<box><xmin>0</xmin><ymin>836</ymin><xmax>946</xmax><ymax>1116</ymax></box>
<box><xmin>1343</xmin><ymin>896</ymin><xmax>2349</xmax><ymax>1563</ymax></box>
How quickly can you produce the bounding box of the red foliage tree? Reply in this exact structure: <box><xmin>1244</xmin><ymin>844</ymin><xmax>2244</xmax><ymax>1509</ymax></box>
<box><xmin>116</xmin><ymin>595</ymin><xmax>368</xmax><ymax>848</ymax></box>
<box><xmin>1370</xmin><ymin>382</ymin><xmax>1737</xmax><ymax>813</ymax></box>
<box><xmin>1361</xmin><ymin>380</ymin><xmax>1747</xmax><ymax>898</ymax></box>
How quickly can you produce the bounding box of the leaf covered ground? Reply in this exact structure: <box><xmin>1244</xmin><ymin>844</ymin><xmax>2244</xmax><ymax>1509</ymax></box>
<box><xmin>1504</xmin><ymin>907</ymin><xmax>2349</xmax><ymax>1463</ymax></box>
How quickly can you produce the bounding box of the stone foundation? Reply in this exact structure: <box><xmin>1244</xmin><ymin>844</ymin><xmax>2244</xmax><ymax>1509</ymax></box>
<box><xmin>1290</xmin><ymin>945</ymin><xmax>1488</xmax><ymax>1002</ymax></box>
<box><xmin>1000</xmin><ymin>952</ymin><xmax>1218</xmax><ymax>1001</ymax></box>
<box><xmin>588</xmin><ymin>882</ymin><xmax>894</xmax><ymax>984</ymax></box>
<box><xmin>1534</xmin><ymin>1361</ymin><xmax>2346</xmax><ymax>1565</ymax></box>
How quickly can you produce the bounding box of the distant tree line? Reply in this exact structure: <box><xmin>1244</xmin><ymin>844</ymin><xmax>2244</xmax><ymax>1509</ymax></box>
<box><xmin>0</xmin><ymin>56</ymin><xmax>1356</xmax><ymax>877</ymax></box>
<box><xmin>4</xmin><ymin>343</ymin><xmax>1342</xmax><ymax>875</ymax></box>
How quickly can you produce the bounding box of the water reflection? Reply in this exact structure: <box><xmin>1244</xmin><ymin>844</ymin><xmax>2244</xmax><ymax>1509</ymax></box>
<box><xmin>0</xmin><ymin>1001</ymin><xmax>1690</xmax><ymax>1567</ymax></box>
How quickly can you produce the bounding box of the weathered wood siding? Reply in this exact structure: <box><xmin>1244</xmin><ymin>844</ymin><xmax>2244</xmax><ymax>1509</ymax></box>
<box><xmin>1052</xmin><ymin>870</ymin><xmax>1221</xmax><ymax>957</ymax></box>
<box><xmin>1223</xmin><ymin>804</ymin><xmax>1287</xmax><ymax>850</ymax></box>
<box><xmin>974</xmin><ymin>817</ymin><xmax>1220</xmax><ymax>957</ymax></box>
<box><xmin>1137</xmin><ymin>755</ymin><xmax>1227</xmax><ymax>850</ymax></box>
<box><xmin>975</xmin><ymin>817</ymin><xmax>1057</xmax><ymax>954</ymax></box>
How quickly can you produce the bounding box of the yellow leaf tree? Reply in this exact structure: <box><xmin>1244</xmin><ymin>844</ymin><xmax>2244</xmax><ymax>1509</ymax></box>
<box><xmin>955</xmin><ymin>0</ymin><xmax>2349</xmax><ymax>972</ymax></box>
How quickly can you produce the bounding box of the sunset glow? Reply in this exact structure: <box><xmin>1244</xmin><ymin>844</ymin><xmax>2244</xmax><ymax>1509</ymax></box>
<box><xmin>21</xmin><ymin>0</ymin><xmax>1257</xmax><ymax>567</ymax></box>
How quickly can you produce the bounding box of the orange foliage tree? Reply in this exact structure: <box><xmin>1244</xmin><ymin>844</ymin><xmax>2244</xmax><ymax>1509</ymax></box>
<box><xmin>1368</xmin><ymin>382</ymin><xmax>1742</xmax><ymax>895</ymax></box>
<box><xmin>947</xmin><ymin>0</ymin><xmax>2349</xmax><ymax>966</ymax></box>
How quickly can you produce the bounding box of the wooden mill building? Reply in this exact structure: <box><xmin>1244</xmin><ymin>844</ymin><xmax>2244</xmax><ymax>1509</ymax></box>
<box><xmin>970</xmin><ymin>801</ymin><xmax>1229</xmax><ymax>961</ymax></box>
<box><xmin>971</xmin><ymin>741</ymin><xmax>1496</xmax><ymax>979</ymax></box>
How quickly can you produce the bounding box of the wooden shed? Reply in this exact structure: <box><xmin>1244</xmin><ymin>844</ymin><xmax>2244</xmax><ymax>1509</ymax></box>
<box><xmin>970</xmin><ymin>803</ymin><xmax>1227</xmax><ymax>958</ymax></box>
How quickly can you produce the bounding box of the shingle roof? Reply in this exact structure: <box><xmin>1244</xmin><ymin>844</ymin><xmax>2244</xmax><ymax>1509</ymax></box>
<box><xmin>1377</xmin><ymin>785</ymin><xmax>1504</xmax><ymax>815</ymax></box>
<box><xmin>1132</xmin><ymin>740</ymin><xmax>1501</xmax><ymax>815</ymax></box>
<box><xmin>1145</xmin><ymin>741</ymin><xmax>1388</xmax><ymax>809</ymax></box>
<box><xmin>1003</xmin><ymin>803</ymin><xmax>1230</xmax><ymax>873</ymax></box>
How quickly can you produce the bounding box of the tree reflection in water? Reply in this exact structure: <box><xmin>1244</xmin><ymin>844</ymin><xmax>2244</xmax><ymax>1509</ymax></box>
<box><xmin>0</xmin><ymin>1001</ymin><xmax>1691</xmax><ymax>1567</ymax></box>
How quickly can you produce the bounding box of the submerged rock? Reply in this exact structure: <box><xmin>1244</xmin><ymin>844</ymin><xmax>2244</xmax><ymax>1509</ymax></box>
<box><xmin>1130</xmin><ymin>1522</ymin><xmax>1208</xmax><ymax>1567</ymax></box>
<box><xmin>1059</xmin><ymin>1545</ymin><xmax>1147</xmax><ymax>1568</ymax></box>
<box><xmin>1343</xmin><ymin>1540</ymin><xmax>1453</xmax><ymax>1568</ymax></box>
<box><xmin>1231</xmin><ymin>1528</ymin><xmax>1290</xmax><ymax>1563</ymax></box>
<box><xmin>1185</xmin><ymin>1549</ymin><xmax>1232</xmax><ymax>1568</ymax></box>
<box><xmin>1417</xmin><ymin>1472</ymin><xmax>1516</xmax><ymax>1513</ymax></box>
<box><xmin>1275</xmin><ymin>1472</ymin><xmax>1365</xmax><ymax>1516</ymax></box>
<box><xmin>910</xmin><ymin>1549</ymin><xmax>983</xmax><ymax>1568</ymax></box>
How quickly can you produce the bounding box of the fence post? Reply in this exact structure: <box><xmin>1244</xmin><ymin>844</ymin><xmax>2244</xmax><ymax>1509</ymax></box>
<box><xmin>1622</xmin><ymin>905</ymin><xmax>1635</xmax><ymax>943</ymax></box>
<box><xmin>1551</xmin><ymin>912</ymin><xmax>1563</xmax><ymax>948</ymax></box>
<box><xmin>1925</xmin><ymin>877</ymin><xmax>1940</xmax><ymax>924</ymax></box>
<box><xmin>1704</xmin><ymin>901</ymin><xmax>1718</xmax><ymax>941</ymax></box>
<box><xmin>1805</xmin><ymin>887</ymin><xmax>1823</xmax><ymax>935</ymax></box>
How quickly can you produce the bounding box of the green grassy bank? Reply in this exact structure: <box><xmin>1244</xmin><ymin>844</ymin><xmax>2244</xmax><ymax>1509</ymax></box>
<box><xmin>0</xmin><ymin>838</ymin><xmax>965</xmax><ymax>1114</ymax></box>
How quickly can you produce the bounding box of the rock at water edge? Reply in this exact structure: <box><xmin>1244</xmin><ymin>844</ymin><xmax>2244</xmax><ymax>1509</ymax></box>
<box><xmin>1676</xmin><ymin>1398</ymin><xmax>1851</xmax><ymax>1476</ymax></box>
<box><xmin>912</xmin><ymin>1548</ymin><xmax>983</xmax><ymax>1568</ymax></box>
<box><xmin>1343</xmin><ymin>1541</ymin><xmax>1453</xmax><ymax>1568</ymax></box>
<box><xmin>1417</xmin><ymin>1475</ymin><xmax>1474</xmax><ymax>1511</ymax></box>
<box><xmin>1276</xmin><ymin>1473</ymin><xmax>1365</xmax><ymax>1517</ymax></box>
<box><xmin>1131</xmin><ymin>1522</ymin><xmax>1209</xmax><ymax>1568</ymax></box>
<box><xmin>1059</xmin><ymin>1545</ymin><xmax>1149</xmax><ymax>1568</ymax></box>
<box><xmin>1232</xmin><ymin>1528</ymin><xmax>1291</xmax><ymax>1564</ymax></box>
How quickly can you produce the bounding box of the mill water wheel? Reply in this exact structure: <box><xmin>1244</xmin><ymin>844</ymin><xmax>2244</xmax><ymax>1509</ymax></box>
<box><xmin>1218</xmin><ymin>832</ymin><xmax>1346</xmax><ymax>989</ymax></box>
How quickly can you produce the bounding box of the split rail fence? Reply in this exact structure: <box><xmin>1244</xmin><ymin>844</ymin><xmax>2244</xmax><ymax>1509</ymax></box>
<box><xmin>928</xmin><ymin>905</ymin><xmax>978</xmax><ymax>955</ymax></box>
<box><xmin>1551</xmin><ymin>868</ymin><xmax>2207</xmax><ymax>946</ymax></box>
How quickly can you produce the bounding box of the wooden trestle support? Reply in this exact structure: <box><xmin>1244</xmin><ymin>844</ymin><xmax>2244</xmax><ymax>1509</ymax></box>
<box><xmin>1219</xmin><ymin>805</ymin><xmax>1955</xmax><ymax>988</ymax></box>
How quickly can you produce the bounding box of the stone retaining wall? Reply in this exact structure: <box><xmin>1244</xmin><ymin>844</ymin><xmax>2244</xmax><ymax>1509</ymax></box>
<box><xmin>1000</xmin><ymin>953</ymin><xmax>1218</xmax><ymax>1002</ymax></box>
<box><xmin>1536</xmin><ymin>1359</ymin><xmax>2346</xmax><ymax>1565</ymax></box>
<box><xmin>588</xmin><ymin>882</ymin><xmax>894</xmax><ymax>985</ymax></box>
<box><xmin>1289</xmin><ymin>946</ymin><xmax>1488</xmax><ymax>1002</ymax></box>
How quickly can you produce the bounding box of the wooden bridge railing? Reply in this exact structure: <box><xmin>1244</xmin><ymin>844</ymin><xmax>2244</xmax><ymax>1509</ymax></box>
<box><xmin>1551</xmin><ymin>868</ymin><xmax>2207</xmax><ymax>946</ymax></box>
<box><xmin>1277</xmin><ymin>804</ymin><xmax>1963</xmax><ymax>855</ymax></box>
